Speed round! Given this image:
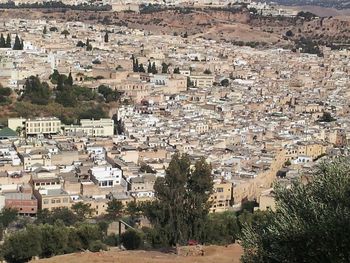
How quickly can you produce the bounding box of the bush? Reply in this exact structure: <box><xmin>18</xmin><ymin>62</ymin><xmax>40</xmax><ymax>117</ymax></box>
<box><xmin>120</xmin><ymin>229</ymin><xmax>143</xmax><ymax>250</ymax></box>
<box><xmin>104</xmin><ymin>234</ymin><xmax>119</xmax><ymax>246</ymax></box>
<box><xmin>89</xmin><ymin>240</ymin><xmax>107</xmax><ymax>252</ymax></box>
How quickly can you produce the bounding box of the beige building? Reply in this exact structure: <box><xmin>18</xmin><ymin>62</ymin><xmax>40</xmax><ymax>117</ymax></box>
<box><xmin>64</xmin><ymin>118</ymin><xmax>114</xmax><ymax>137</ymax></box>
<box><xmin>190</xmin><ymin>75</ymin><xmax>215</xmax><ymax>88</ymax></box>
<box><xmin>10</xmin><ymin>117</ymin><xmax>62</xmax><ymax>136</ymax></box>
<box><xmin>209</xmin><ymin>181</ymin><xmax>233</xmax><ymax>213</ymax></box>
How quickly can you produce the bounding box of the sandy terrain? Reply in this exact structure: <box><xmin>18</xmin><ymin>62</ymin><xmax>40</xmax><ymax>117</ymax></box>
<box><xmin>33</xmin><ymin>244</ymin><xmax>243</xmax><ymax>263</ymax></box>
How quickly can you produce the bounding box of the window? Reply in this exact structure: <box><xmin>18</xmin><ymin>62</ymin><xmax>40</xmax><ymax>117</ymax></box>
<box><xmin>63</xmin><ymin>198</ymin><xmax>68</xmax><ymax>203</ymax></box>
<box><xmin>217</xmin><ymin>188</ymin><xmax>224</xmax><ymax>192</ymax></box>
<box><xmin>43</xmin><ymin>199</ymin><xmax>49</xmax><ymax>204</ymax></box>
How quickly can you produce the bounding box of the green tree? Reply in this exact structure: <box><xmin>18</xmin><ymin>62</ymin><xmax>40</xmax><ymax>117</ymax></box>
<box><xmin>106</xmin><ymin>198</ymin><xmax>124</xmax><ymax>220</ymax></box>
<box><xmin>138</xmin><ymin>63</ymin><xmax>145</xmax><ymax>73</ymax></box>
<box><xmin>203</xmin><ymin>69</ymin><xmax>212</xmax><ymax>74</ymax></box>
<box><xmin>0</xmin><ymin>33</ymin><xmax>5</xmax><ymax>48</ymax></box>
<box><xmin>40</xmin><ymin>222</ymin><xmax>69</xmax><ymax>257</ymax></box>
<box><xmin>66</xmin><ymin>72</ymin><xmax>73</xmax><ymax>86</ymax></box>
<box><xmin>14</xmin><ymin>37</ymin><xmax>21</xmax><ymax>50</ymax></box>
<box><xmin>173</xmin><ymin>67</ymin><xmax>180</xmax><ymax>74</ymax></box>
<box><xmin>241</xmin><ymin>159</ymin><xmax>350</xmax><ymax>263</ymax></box>
<box><xmin>126</xmin><ymin>201</ymin><xmax>142</xmax><ymax>225</ymax></box>
<box><xmin>76</xmin><ymin>223</ymin><xmax>103</xmax><ymax>249</ymax></box>
<box><xmin>49</xmin><ymin>69</ymin><xmax>60</xmax><ymax>84</ymax></box>
<box><xmin>5</xmin><ymin>33</ymin><xmax>11</xmax><ymax>48</ymax></box>
<box><xmin>0</xmin><ymin>207</ymin><xmax>18</xmax><ymax>228</ymax></box>
<box><xmin>161</xmin><ymin>62</ymin><xmax>169</xmax><ymax>74</ymax></box>
<box><xmin>61</xmin><ymin>29</ymin><xmax>70</xmax><ymax>38</ymax></box>
<box><xmin>147</xmin><ymin>61</ymin><xmax>152</xmax><ymax>73</ymax></box>
<box><xmin>104</xmin><ymin>32</ymin><xmax>109</xmax><ymax>43</ymax></box>
<box><xmin>23</xmin><ymin>76</ymin><xmax>51</xmax><ymax>105</ymax></box>
<box><xmin>143</xmin><ymin>154</ymin><xmax>213</xmax><ymax>246</ymax></box>
<box><xmin>86</xmin><ymin>38</ymin><xmax>92</xmax><ymax>51</ymax></box>
<box><xmin>220</xmin><ymin>79</ymin><xmax>229</xmax><ymax>87</ymax></box>
<box><xmin>134</xmin><ymin>58</ymin><xmax>139</xmax><ymax>72</ymax></box>
<box><xmin>71</xmin><ymin>202</ymin><xmax>95</xmax><ymax>220</ymax></box>
<box><xmin>202</xmin><ymin>211</ymin><xmax>240</xmax><ymax>245</ymax></box>
<box><xmin>121</xmin><ymin>229</ymin><xmax>143</xmax><ymax>250</ymax></box>
<box><xmin>151</xmin><ymin>62</ymin><xmax>157</xmax><ymax>74</ymax></box>
<box><xmin>318</xmin><ymin>111</ymin><xmax>336</xmax><ymax>122</ymax></box>
<box><xmin>43</xmin><ymin>26</ymin><xmax>47</xmax><ymax>35</ymax></box>
<box><xmin>2</xmin><ymin>225</ymin><xmax>42</xmax><ymax>263</ymax></box>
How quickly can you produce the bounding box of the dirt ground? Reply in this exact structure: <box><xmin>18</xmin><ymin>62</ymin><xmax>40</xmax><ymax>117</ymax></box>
<box><xmin>33</xmin><ymin>244</ymin><xmax>243</xmax><ymax>263</ymax></box>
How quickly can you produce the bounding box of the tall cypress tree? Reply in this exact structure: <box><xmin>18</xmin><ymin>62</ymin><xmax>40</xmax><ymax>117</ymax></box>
<box><xmin>151</xmin><ymin>62</ymin><xmax>157</xmax><ymax>74</ymax></box>
<box><xmin>138</xmin><ymin>63</ymin><xmax>145</xmax><ymax>73</ymax></box>
<box><xmin>5</xmin><ymin>33</ymin><xmax>11</xmax><ymax>48</ymax></box>
<box><xmin>147</xmin><ymin>61</ymin><xmax>152</xmax><ymax>73</ymax></box>
<box><xmin>104</xmin><ymin>32</ymin><xmax>108</xmax><ymax>43</ymax></box>
<box><xmin>135</xmin><ymin>59</ymin><xmax>139</xmax><ymax>72</ymax></box>
<box><xmin>67</xmin><ymin>72</ymin><xmax>73</xmax><ymax>86</ymax></box>
<box><xmin>86</xmin><ymin>38</ymin><xmax>92</xmax><ymax>51</ymax></box>
<box><xmin>0</xmin><ymin>34</ymin><xmax>5</xmax><ymax>48</ymax></box>
<box><xmin>13</xmin><ymin>35</ymin><xmax>22</xmax><ymax>50</ymax></box>
<box><xmin>143</xmin><ymin>154</ymin><xmax>213</xmax><ymax>246</ymax></box>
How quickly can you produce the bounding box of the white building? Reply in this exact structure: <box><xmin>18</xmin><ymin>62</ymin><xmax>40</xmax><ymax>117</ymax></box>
<box><xmin>90</xmin><ymin>166</ymin><xmax>127</xmax><ymax>188</ymax></box>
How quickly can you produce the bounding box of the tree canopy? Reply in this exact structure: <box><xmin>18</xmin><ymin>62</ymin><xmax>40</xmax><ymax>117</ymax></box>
<box><xmin>241</xmin><ymin>158</ymin><xmax>350</xmax><ymax>263</ymax></box>
<box><xmin>142</xmin><ymin>154</ymin><xmax>213</xmax><ymax>246</ymax></box>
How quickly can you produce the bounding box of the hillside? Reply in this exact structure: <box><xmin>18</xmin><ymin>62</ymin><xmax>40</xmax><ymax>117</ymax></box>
<box><xmin>0</xmin><ymin>7</ymin><xmax>349</xmax><ymax>49</ymax></box>
<box><xmin>32</xmin><ymin>244</ymin><xmax>243</xmax><ymax>263</ymax></box>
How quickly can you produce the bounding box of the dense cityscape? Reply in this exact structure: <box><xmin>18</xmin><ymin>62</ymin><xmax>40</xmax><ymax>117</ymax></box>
<box><xmin>0</xmin><ymin>0</ymin><xmax>349</xmax><ymax>262</ymax></box>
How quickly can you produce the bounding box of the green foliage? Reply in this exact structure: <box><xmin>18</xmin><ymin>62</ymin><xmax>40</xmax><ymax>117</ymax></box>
<box><xmin>203</xmin><ymin>69</ymin><xmax>212</xmax><ymax>74</ymax></box>
<box><xmin>241</xmin><ymin>159</ymin><xmax>350</xmax><ymax>263</ymax></box>
<box><xmin>139</xmin><ymin>163</ymin><xmax>156</xmax><ymax>174</ymax></box>
<box><xmin>106</xmin><ymin>198</ymin><xmax>124</xmax><ymax>220</ymax></box>
<box><xmin>142</xmin><ymin>154</ymin><xmax>213</xmax><ymax>246</ymax></box>
<box><xmin>36</xmin><ymin>208</ymin><xmax>78</xmax><ymax>226</ymax></box>
<box><xmin>0</xmin><ymin>207</ymin><xmax>18</xmax><ymax>228</ymax></box>
<box><xmin>40</xmin><ymin>222</ymin><xmax>69</xmax><ymax>257</ymax></box>
<box><xmin>78</xmin><ymin>105</ymin><xmax>107</xmax><ymax>120</ymax></box>
<box><xmin>295</xmin><ymin>37</ymin><xmax>323</xmax><ymax>57</ymax></box>
<box><xmin>89</xmin><ymin>240</ymin><xmax>107</xmax><ymax>252</ymax></box>
<box><xmin>161</xmin><ymin>62</ymin><xmax>169</xmax><ymax>74</ymax></box>
<box><xmin>104</xmin><ymin>233</ymin><xmax>119</xmax><ymax>246</ymax></box>
<box><xmin>43</xmin><ymin>26</ymin><xmax>47</xmax><ymax>35</ymax></box>
<box><xmin>104</xmin><ymin>32</ymin><xmax>109</xmax><ymax>43</ymax></box>
<box><xmin>49</xmin><ymin>69</ymin><xmax>60</xmax><ymax>84</ymax></box>
<box><xmin>22</xmin><ymin>76</ymin><xmax>52</xmax><ymax>105</ymax></box>
<box><xmin>61</xmin><ymin>29</ymin><xmax>70</xmax><ymax>38</ymax></box>
<box><xmin>77</xmin><ymin>40</ymin><xmax>86</xmax><ymax>47</ymax></box>
<box><xmin>151</xmin><ymin>62</ymin><xmax>157</xmax><ymax>74</ymax></box>
<box><xmin>1</xmin><ymin>221</ymin><xmax>108</xmax><ymax>262</ymax></box>
<box><xmin>13</xmin><ymin>34</ymin><xmax>23</xmax><ymax>50</ymax></box>
<box><xmin>2</xmin><ymin>225</ymin><xmax>42</xmax><ymax>263</ymax></box>
<box><xmin>220</xmin><ymin>78</ymin><xmax>229</xmax><ymax>87</ymax></box>
<box><xmin>297</xmin><ymin>11</ymin><xmax>317</xmax><ymax>20</ymax></box>
<box><xmin>0</xmin><ymin>86</ymin><xmax>12</xmax><ymax>96</ymax></box>
<box><xmin>86</xmin><ymin>38</ymin><xmax>92</xmax><ymax>51</ymax></box>
<box><xmin>76</xmin><ymin>223</ymin><xmax>103</xmax><ymax>249</ymax></box>
<box><xmin>173</xmin><ymin>67</ymin><xmax>180</xmax><ymax>74</ymax></box>
<box><xmin>318</xmin><ymin>111</ymin><xmax>336</xmax><ymax>122</ymax></box>
<box><xmin>0</xmin><ymin>33</ymin><xmax>6</xmax><ymax>48</ymax></box>
<box><xmin>201</xmin><ymin>211</ymin><xmax>240</xmax><ymax>245</ymax></box>
<box><xmin>71</xmin><ymin>202</ymin><xmax>95</xmax><ymax>220</ymax></box>
<box><xmin>5</xmin><ymin>33</ymin><xmax>11</xmax><ymax>48</ymax></box>
<box><xmin>97</xmin><ymin>85</ymin><xmax>121</xmax><ymax>103</ymax></box>
<box><xmin>138</xmin><ymin>63</ymin><xmax>145</xmax><ymax>73</ymax></box>
<box><xmin>121</xmin><ymin>229</ymin><xmax>143</xmax><ymax>250</ymax></box>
